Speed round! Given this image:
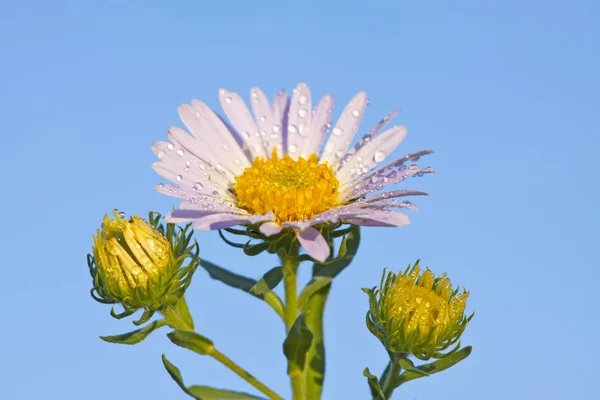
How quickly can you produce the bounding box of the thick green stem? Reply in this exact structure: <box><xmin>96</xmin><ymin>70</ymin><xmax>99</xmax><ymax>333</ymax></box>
<box><xmin>380</xmin><ymin>360</ymin><xmax>402</xmax><ymax>399</ymax></box>
<box><xmin>210</xmin><ymin>348</ymin><xmax>284</xmax><ymax>400</ymax></box>
<box><xmin>302</xmin><ymin>283</ymin><xmax>330</xmax><ymax>400</ymax></box>
<box><xmin>282</xmin><ymin>249</ymin><xmax>305</xmax><ymax>400</ymax></box>
<box><xmin>161</xmin><ymin>297</ymin><xmax>194</xmax><ymax>331</ymax></box>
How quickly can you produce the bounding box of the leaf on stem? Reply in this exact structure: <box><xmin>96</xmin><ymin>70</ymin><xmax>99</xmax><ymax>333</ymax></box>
<box><xmin>167</xmin><ymin>329</ymin><xmax>215</xmax><ymax>356</ymax></box>
<box><xmin>363</xmin><ymin>368</ymin><xmax>385</xmax><ymax>400</ymax></box>
<box><xmin>394</xmin><ymin>346</ymin><xmax>472</xmax><ymax>387</ymax></box>
<box><xmin>283</xmin><ymin>313</ymin><xmax>314</xmax><ymax>373</ymax></box>
<box><xmin>100</xmin><ymin>319</ymin><xmax>169</xmax><ymax>345</ymax></box>
<box><xmin>161</xmin><ymin>355</ymin><xmax>266</xmax><ymax>399</ymax></box>
<box><xmin>250</xmin><ymin>266</ymin><xmax>284</xmax><ymax>296</ymax></box>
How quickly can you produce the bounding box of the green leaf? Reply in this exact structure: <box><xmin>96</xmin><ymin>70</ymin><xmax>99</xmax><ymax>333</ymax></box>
<box><xmin>398</xmin><ymin>357</ymin><xmax>429</xmax><ymax>377</ymax></box>
<box><xmin>199</xmin><ymin>259</ymin><xmax>284</xmax><ymax>319</ymax></box>
<box><xmin>395</xmin><ymin>346</ymin><xmax>472</xmax><ymax>386</ymax></box>
<box><xmin>363</xmin><ymin>368</ymin><xmax>385</xmax><ymax>400</ymax></box>
<box><xmin>243</xmin><ymin>241</ymin><xmax>269</xmax><ymax>256</ymax></box>
<box><xmin>250</xmin><ymin>266</ymin><xmax>283</xmax><ymax>296</ymax></box>
<box><xmin>187</xmin><ymin>386</ymin><xmax>266</xmax><ymax>400</ymax></box>
<box><xmin>100</xmin><ymin>319</ymin><xmax>168</xmax><ymax>345</ymax></box>
<box><xmin>167</xmin><ymin>329</ymin><xmax>215</xmax><ymax>356</ymax></box>
<box><xmin>162</xmin><ymin>355</ymin><xmax>265</xmax><ymax>399</ymax></box>
<box><xmin>283</xmin><ymin>313</ymin><xmax>314</xmax><ymax>373</ymax></box>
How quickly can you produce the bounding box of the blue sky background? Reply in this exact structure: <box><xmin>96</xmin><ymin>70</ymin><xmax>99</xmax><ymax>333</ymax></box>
<box><xmin>1</xmin><ymin>0</ymin><xmax>598</xmax><ymax>399</ymax></box>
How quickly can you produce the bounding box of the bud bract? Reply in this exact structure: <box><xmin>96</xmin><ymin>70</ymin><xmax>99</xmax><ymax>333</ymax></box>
<box><xmin>88</xmin><ymin>210</ymin><xmax>198</xmax><ymax>315</ymax></box>
<box><xmin>365</xmin><ymin>261</ymin><xmax>472</xmax><ymax>360</ymax></box>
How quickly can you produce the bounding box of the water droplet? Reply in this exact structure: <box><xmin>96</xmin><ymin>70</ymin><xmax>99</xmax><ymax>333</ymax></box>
<box><xmin>212</xmin><ymin>190</ymin><xmax>219</xmax><ymax>195</ymax></box>
<box><xmin>157</xmin><ymin>151</ymin><xmax>165</xmax><ymax>159</ymax></box>
<box><xmin>324</xmin><ymin>142</ymin><xmax>334</xmax><ymax>155</ymax></box>
<box><xmin>167</xmin><ymin>143</ymin><xmax>174</xmax><ymax>151</ymax></box>
<box><xmin>223</xmin><ymin>143</ymin><xmax>230</xmax><ymax>151</ymax></box>
<box><xmin>332</xmin><ymin>127</ymin><xmax>343</xmax><ymax>136</ymax></box>
<box><xmin>145</xmin><ymin>238</ymin><xmax>156</xmax><ymax>248</ymax></box>
<box><xmin>415</xmin><ymin>297</ymin><xmax>422</xmax><ymax>304</ymax></box>
<box><xmin>374</xmin><ymin>151</ymin><xmax>387</xmax><ymax>162</ymax></box>
<box><xmin>192</xmin><ymin>182</ymin><xmax>204</xmax><ymax>191</ymax></box>
<box><xmin>225</xmin><ymin>96</ymin><xmax>232</xmax><ymax>104</ymax></box>
<box><xmin>260</xmin><ymin>116</ymin><xmax>267</xmax><ymax>122</ymax></box>
<box><xmin>288</xmin><ymin>125</ymin><xmax>298</xmax><ymax>134</ymax></box>
<box><xmin>118</xmin><ymin>211</ymin><xmax>126</xmax><ymax>218</ymax></box>
<box><xmin>289</xmin><ymin>144</ymin><xmax>297</xmax><ymax>153</ymax></box>
<box><xmin>176</xmin><ymin>149</ymin><xmax>184</xmax><ymax>156</ymax></box>
<box><xmin>272</xmin><ymin>124</ymin><xmax>281</xmax><ymax>133</ymax></box>
<box><xmin>299</xmin><ymin>95</ymin><xmax>308</xmax><ymax>105</ymax></box>
<box><xmin>184</xmin><ymin>166</ymin><xmax>189</xmax><ymax>172</ymax></box>
<box><xmin>176</xmin><ymin>175</ymin><xmax>182</xmax><ymax>182</ymax></box>
<box><xmin>335</xmin><ymin>150</ymin><xmax>344</xmax><ymax>158</ymax></box>
<box><xmin>194</xmin><ymin>112</ymin><xmax>201</xmax><ymax>120</ymax></box>
<box><xmin>234</xmin><ymin>158</ymin><xmax>241</xmax><ymax>165</ymax></box>
<box><xmin>352</xmin><ymin>109</ymin><xmax>360</xmax><ymax>117</ymax></box>
<box><xmin>298</xmin><ymin>108</ymin><xmax>307</xmax><ymax>118</ymax></box>
<box><xmin>242</xmin><ymin>131</ymin><xmax>250</xmax><ymax>139</ymax></box>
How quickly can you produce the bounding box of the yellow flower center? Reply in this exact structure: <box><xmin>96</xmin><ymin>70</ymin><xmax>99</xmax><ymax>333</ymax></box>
<box><xmin>233</xmin><ymin>149</ymin><xmax>340</xmax><ymax>223</ymax></box>
<box><xmin>388</xmin><ymin>267</ymin><xmax>468</xmax><ymax>341</ymax></box>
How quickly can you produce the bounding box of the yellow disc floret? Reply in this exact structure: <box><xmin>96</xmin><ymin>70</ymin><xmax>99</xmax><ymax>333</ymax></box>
<box><xmin>234</xmin><ymin>149</ymin><xmax>340</xmax><ymax>223</ymax></box>
<box><xmin>386</xmin><ymin>265</ymin><xmax>469</xmax><ymax>342</ymax></box>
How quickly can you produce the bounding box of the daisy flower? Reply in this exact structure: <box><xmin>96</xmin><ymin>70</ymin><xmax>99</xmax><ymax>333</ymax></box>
<box><xmin>152</xmin><ymin>83</ymin><xmax>433</xmax><ymax>262</ymax></box>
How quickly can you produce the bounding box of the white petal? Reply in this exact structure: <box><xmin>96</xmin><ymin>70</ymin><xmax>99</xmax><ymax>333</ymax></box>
<box><xmin>303</xmin><ymin>94</ymin><xmax>334</xmax><ymax>157</ymax></box>
<box><xmin>343</xmin><ymin>210</ymin><xmax>411</xmax><ymax>227</ymax></box>
<box><xmin>296</xmin><ymin>227</ymin><xmax>330</xmax><ymax>262</ymax></box>
<box><xmin>193</xmin><ymin>212</ymin><xmax>274</xmax><ymax>231</ymax></box>
<box><xmin>286</xmin><ymin>82</ymin><xmax>312</xmax><ymax>160</ymax></box>
<box><xmin>320</xmin><ymin>92</ymin><xmax>368</xmax><ymax>167</ymax></box>
<box><xmin>151</xmin><ymin>162</ymin><xmax>234</xmax><ymax>199</ymax></box>
<box><xmin>346</xmin><ymin>109</ymin><xmax>400</xmax><ymax>157</ymax></box>
<box><xmin>250</xmin><ymin>87</ymin><xmax>283</xmax><ymax>157</ymax></box>
<box><xmin>336</xmin><ymin>125</ymin><xmax>407</xmax><ymax>185</ymax></box>
<box><xmin>259</xmin><ymin>222</ymin><xmax>284</xmax><ymax>236</ymax></box>
<box><xmin>219</xmin><ymin>88</ymin><xmax>267</xmax><ymax>160</ymax></box>
<box><xmin>272</xmin><ymin>90</ymin><xmax>290</xmax><ymax>150</ymax></box>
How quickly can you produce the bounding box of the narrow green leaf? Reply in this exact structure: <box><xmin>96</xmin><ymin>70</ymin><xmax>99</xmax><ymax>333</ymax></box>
<box><xmin>250</xmin><ymin>266</ymin><xmax>283</xmax><ymax>296</ymax></box>
<box><xmin>398</xmin><ymin>357</ymin><xmax>429</xmax><ymax>377</ymax></box>
<box><xmin>199</xmin><ymin>259</ymin><xmax>284</xmax><ymax>319</ymax></box>
<box><xmin>100</xmin><ymin>319</ymin><xmax>168</xmax><ymax>345</ymax></box>
<box><xmin>283</xmin><ymin>313</ymin><xmax>314</xmax><ymax>373</ymax></box>
<box><xmin>395</xmin><ymin>346</ymin><xmax>472</xmax><ymax>386</ymax></box>
<box><xmin>363</xmin><ymin>368</ymin><xmax>385</xmax><ymax>400</ymax></box>
<box><xmin>243</xmin><ymin>241</ymin><xmax>269</xmax><ymax>256</ymax></box>
<box><xmin>187</xmin><ymin>386</ymin><xmax>266</xmax><ymax>399</ymax></box>
<box><xmin>297</xmin><ymin>276</ymin><xmax>331</xmax><ymax>309</ymax></box>
<box><xmin>314</xmin><ymin>227</ymin><xmax>360</xmax><ymax>279</ymax></box>
<box><xmin>167</xmin><ymin>329</ymin><xmax>215</xmax><ymax>356</ymax></box>
<box><xmin>162</xmin><ymin>355</ymin><xmax>265</xmax><ymax>399</ymax></box>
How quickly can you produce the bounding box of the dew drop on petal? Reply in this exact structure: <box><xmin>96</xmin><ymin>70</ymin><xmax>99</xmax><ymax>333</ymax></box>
<box><xmin>176</xmin><ymin>175</ymin><xmax>183</xmax><ymax>182</ymax></box>
<box><xmin>332</xmin><ymin>127</ymin><xmax>343</xmax><ymax>136</ymax></box>
<box><xmin>335</xmin><ymin>150</ymin><xmax>344</xmax><ymax>158</ymax></box>
<box><xmin>225</xmin><ymin>96</ymin><xmax>232</xmax><ymax>104</ymax></box>
<box><xmin>260</xmin><ymin>116</ymin><xmax>267</xmax><ymax>122</ymax></box>
<box><xmin>234</xmin><ymin>158</ymin><xmax>241</xmax><ymax>165</ymax></box>
<box><xmin>183</xmin><ymin>166</ymin><xmax>189</xmax><ymax>172</ymax></box>
<box><xmin>223</xmin><ymin>143</ymin><xmax>230</xmax><ymax>151</ymax></box>
<box><xmin>289</xmin><ymin>125</ymin><xmax>298</xmax><ymax>134</ymax></box>
<box><xmin>212</xmin><ymin>190</ymin><xmax>219</xmax><ymax>195</ymax></box>
<box><xmin>242</xmin><ymin>131</ymin><xmax>250</xmax><ymax>139</ymax></box>
<box><xmin>298</xmin><ymin>109</ymin><xmax>307</xmax><ymax>118</ymax></box>
<box><xmin>352</xmin><ymin>109</ymin><xmax>360</xmax><ymax>118</ymax></box>
<box><xmin>167</xmin><ymin>143</ymin><xmax>174</xmax><ymax>151</ymax></box>
<box><xmin>272</xmin><ymin>124</ymin><xmax>281</xmax><ymax>133</ymax></box>
<box><xmin>374</xmin><ymin>151</ymin><xmax>387</xmax><ymax>162</ymax></box>
<box><xmin>289</xmin><ymin>143</ymin><xmax>298</xmax><ymax>153</ymax></box>
<box><xmin>299</xmin><ymin>95</ymin><xmax>308</xmax><ymax>105</ymax></box>
<box><xmin>157</xmin><ymin>151</ymin><xmax>165</xmax><ymax>159</ymax></box>
<box><xmin>176</xmin><ymin>149</ymin><xmax>184</xmax><ymax>156</ymax></box>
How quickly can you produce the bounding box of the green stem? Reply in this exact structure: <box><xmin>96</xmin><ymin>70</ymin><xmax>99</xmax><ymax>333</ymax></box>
<box><xmin>210</xmin><ymin>348</ymin><xmax>284</xmax><ymax>400</ymax></box>
<box><xmin>161</xmin><ymin>297</ymin><xmax>194</xmax><ymax>331</ymax></box>
<box><xmin>380</xmin><ymin>360</ymin><xmax>402</xmax><ymax>399</ymax></box>
<box><xmin>302</xmin><ymin>283</ymin><xmax>330</xmax><ymax>400</ymax></box>
<box><xmin>282</xmin><ymin>249</ymin><xmax>305</xmax><ymax>400</ymax></box>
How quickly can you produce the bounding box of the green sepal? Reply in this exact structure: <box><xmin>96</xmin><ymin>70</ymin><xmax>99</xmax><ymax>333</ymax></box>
<box><xmin>250</xmin><ymin>266</ymin><xmax>283</xmax><ymax>296</ymax></box>
<box><xmin>243</xmin><ymin>240</ymin><xmax>270</xmax><ymax>256</ymax></box>
<box><xmin>363</xmin><ymin>367</ymin><xmax>385</xmax><ymax>400</ymax></box>
<box><xmin>283</xmin><ymin>313</ymin><xmax>314</xmax><ymax>373</ymax></box>
<box><xmin>161</xmin><ymin>355</ymin><xmax>266</xmax><ymax>399</ymax></box>
<box><xmin>100</xmin><ymin>319</ymin><xmax>169</xmax><ymax>345</ymax></box>
<box><xmin>199</xmin><ymin>259</ymin><xmax>284</xmax><ymax>319</ymax></box>
<box><xmin>394</xmin><ymin>346</ymin><xmax>472</xmax><ymax>387</ymax></box>
<box><xmin>167</xmin><ymin>329</ymin><xmax>215</xmax><ymax>356</ymax></box>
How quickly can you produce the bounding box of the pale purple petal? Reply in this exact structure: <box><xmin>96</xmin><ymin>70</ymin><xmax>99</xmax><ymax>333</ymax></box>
<box><xmin>336</xmin><ymin>125</ymin><xmax>407</xmax><ymax>185</ymax></box>
<box><xmin>296</xmin><ymin>227</ymin><xmax>330</xmax><ymax>262</ymax></box>
<box><xmin>272</xmin><ymin>90</ymin><xmax>290</xmax><ymax>153</ymax></box>
<box><xmin>319</xmin><ymin>92</ymin><xmax>368</xmax><ymax>167</ymax></box>
<box><xmin>303</xmin><ymin>94</ymin><xmax>334</xmax><ymax>157</ymax></box>
<box><xmin>343</xmin><ymin>210</ymin><xmax>411</xmax><ymax>227</ymax></box>
<box><xmin>178</xmin><ymin>103</ymin><xmax>249</xmax><ymax>177</ymax></box>
<box><xmin>152</xmin><ymin>162</ymin><xmax>234</xmax><ymax>199</ymax></box>
<box><xmin>250</xmin><ymin>87</ymin><xmax>283</xmax><ymax>157</ymax></box>
<box><xmin>286</xmin><ymin>82</ymin><xmax>312</xmax><ymax>160</ymax></box>
<box><xmin>364</xmin><ymin>190</ymin><xmax>429</xmax><ymax>203</ymax></box>
<box><xmin>345</xmin><ymin>109</ymin><xmax>400</xmax><ymax>158</ymax></box>
<box><xmin>219</xmin><ymin>88</ymin><xmax>267</xmax><ymax>160</ymax></box>
<box><xmin>259</xmin><ymin>222</ymin><xmax>284</xmax><ymax>236</ymax></box>
<box><xmin>165</xmin><ymin>209</ymin><xmax>224</xmax><ymax>223</ymax></box>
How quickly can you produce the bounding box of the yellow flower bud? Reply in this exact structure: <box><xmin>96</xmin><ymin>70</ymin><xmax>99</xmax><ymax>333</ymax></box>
<box><xmin>89</xmin><ymin>210</ymin><xmax>198</xmax><ymax>315</ymax></box>
<box><xmin>365</xmin><ymin>261</ymin><xmax>472</xmax><ymax>360</ymax></box>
